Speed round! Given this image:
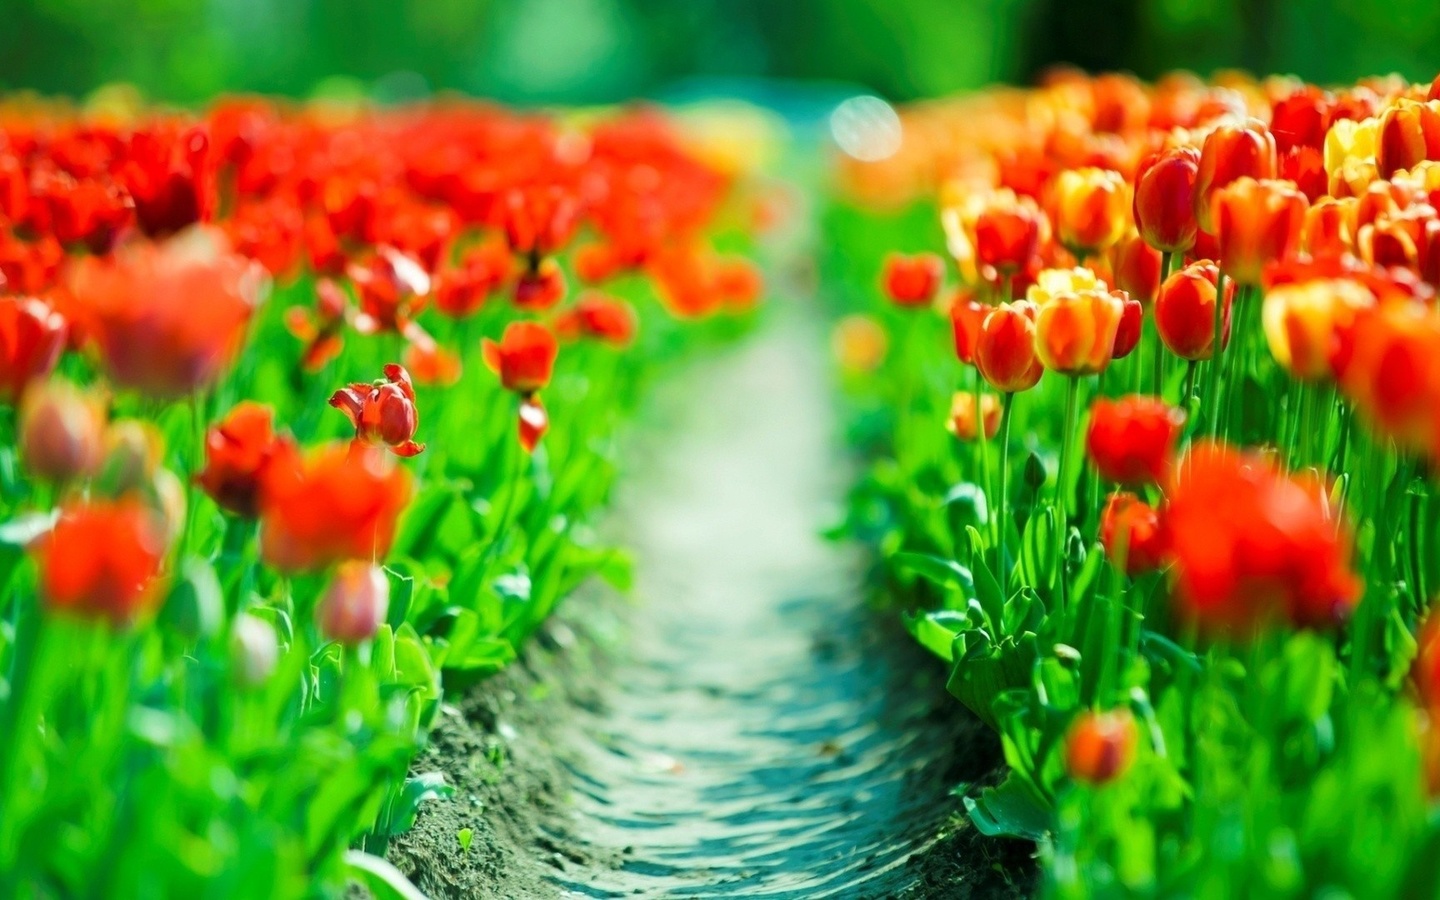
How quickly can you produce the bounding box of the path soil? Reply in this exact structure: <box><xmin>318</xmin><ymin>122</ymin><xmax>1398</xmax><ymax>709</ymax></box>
<box><xmin>384</xmin><ymin>308</ymin><xmax>1038</xmax><ymax>898</ymax></box>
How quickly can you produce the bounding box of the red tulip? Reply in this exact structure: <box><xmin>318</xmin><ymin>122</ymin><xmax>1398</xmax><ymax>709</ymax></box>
<box><xmin>258</xmin><ymin>442</ymin><xmax>412</xmax><ymax>574</ymax></box>
<box><xmin>329</xmin><ymin>363</ymin><xmax>426</xmax><ymax>458</ymax></box>
<box><xmin>1100</xmin><ymin>492</ymin><xmax>1166</xmax><ymax>575</ymax></box>
<box><xmin>975</xmin><ymin>301</ymin><xmax>1044</xmax><ymax>393</ymax></box>
<box><xmin>1110</xmin><ymin>233</ymin><xmax>1162</xmax><ymax>306</ymax></box>
<box><xmin>950</xmin><ymin>290</ymin><xmax>988</xmax><ymax>365</ymax></box>
<box><xmin>555</xmin><ymin>293</ymin><xmax>638</xmax><ymax>347</ymax></box>
<box><xmin>482</xmin><ymin>322</ymin><xmax>558</xmax><ymax>395</ymax></box>
<box><xmin>34</xmin><ymin>498</ymin><xmax>167</xmax><ymax>625</ymax></box>
<box><xmin>974</xmin><ymin>196</ymin><xmax>1046</xmax><ymax>279</ymax></box>
<box><xmin>518</xmin><ymin>396</ymin><xmax>549</xmax><ymax>454</ymax></box>
<box><xmin>1164</xmin><ymin>441</ymin><xmax>1361</xmax><ymax>631</ymax></box>
<box><xmin>1376</xmin><ymin>99</ymin><xmax>1440</xmax><ymax>179</ymax></box>
<box><xmin>1111</xmin><ymin>294</ymin><xmax>1143</xmax><ymax>360</ymax></box>
<box><xmin>513</xmin><ymin>258</ymin><xmax>567</xmax><ymax>311</ymax></box>
<box><xmin>882</xmin><ymin>252</ymin><xmax>945</xmax><ymax>307</ymax></box>
<box><xmin>1086</xmin><ymin>394</ymin><xmax>1185</xmax><ymax>486</ymax></box>
<box><xmin>1194</xmin><ymin>121</ymin><xmax>1277</xmax><ymax>233</ymax></box>
<box><xmin>65</xmin><ymin>227</ymin><xmax>265</xmax><ymax>399</ymax></box>
<box><xmin>1155</xmin><ymin>261</ymin><xmax>1233</xmax><ymax>361</ymax></box>
<box><xmin>0</xmin><ymin>294</ymin><xmax>66</xmax><ymax>404</ymax></box>
<box><xmin>197</xmin><ymin>401</ymin><xmax>290</xmax><ymax>517</ymax></box>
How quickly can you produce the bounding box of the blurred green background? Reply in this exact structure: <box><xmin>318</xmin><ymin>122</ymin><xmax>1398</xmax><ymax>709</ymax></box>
<box><xmin>2</xmin><ymin>0</ymin><xmax>1439</xmax><ymax>104</ymax></box>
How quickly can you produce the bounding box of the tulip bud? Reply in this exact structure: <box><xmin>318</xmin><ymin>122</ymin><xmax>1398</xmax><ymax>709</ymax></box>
<box><xmin>832</xmin><ymin>315</ymin><xmax>887</xmax><ymax>374</ymax></box>
<box><xmin>231</xmin><ymin>614</ymin><xmax>279</xmax><ymax>688</ymax></box>
<box><xmin>1376</xmin><ymin>99</ymin><xmax>1440</xmax><ymax>179</ymax></box>
<box><xmin>317</xmin><ymin>561</ymin><xmax>390</xmax><ymax>644</ymax></box>
<box><xmin>1212</xmin><ymin>177</ymin><xmax>1309</xmax><ymax>287</ymax></box>
<box><xmin>1303</xmin><ymin>197</ymin><xmax>1357</xmax><ymax>257</ymax></box>
<box><xmin>1100</xmin><ymin>492</ymin><xmax>1166</xmax><ymax>576</ymax></box>
<box><xmin>1155</xmin><ymin>261</ymin><xmax>1234</xmax><ymax>361</ymax></box>
<box><xmin>1263</xmin><ymin>278</ymin><xmax>1378</xmax><ymax>382</ymax></box>
<box><xmin>482</xmin><ymin>322</ymin><xmax>559</xmax><ymax>395</ymax></box>
<box><xmin>882</xmin><ymin>252</ymin><xmax>945</xmax><ymax>307</ymax></box>
<box><xmin>0</xmin><ymin>295</ymin><xmax>67</xmax><ymax>405</ymax></box>
<box><xmin>975</xmin><ymin>301</ymin><xmax>1044</xmax><ymax>393</ymax></box>
<box><xmin>950</xmin><ymin>291</ymin><xmax>987</xmax><ymax>365</ymax></box>
<box><xmin>946</xmin><ymin>391</ymin><xmax>1000</xmax><ymax>442</ymax></box>
<box><xmin>1194</xmin><ymin>121</ymin><xmax>1278</xmax><ymax>233</ymax></box>
<box><xmin>518</xmin><ymin>396</ymin><xmax>549</xmax><ymax>454</ymax></box>
<box><xmin>1053</xmin><ymin>167</ymin><xmax>1129</xmax><ymax>257</ymax></box>
<box><xmin>1086</xmin><ymin>395</ymin><xmax>1186</xmax><ymax>486</ymax></box>
<box><xmin>974</xmin><ymin>195</ymin><xmax>1046</xmax><ymax>278</ymax></box>
<box><xmin>97</xmin><ymin>420</ymin><xmax>165</xmax><ymax>496</ymax></box>
<box><xmin>1065</xmin><ymin>709</ymin><xmax>1138</xmax><ymax>785</ymax></box>
<box><xmin>1111</xmin><ymin>295</ymin><xmax>1143</xmax><ymax>361</ymax></box>
<box><xmin>1110</xmin><ymin>233</ymin><xmax>1162</xmax><ymax>306</ymax></box>
<box><xmin>19</xmin><ymin>379</ymin><xmax>106</xmax><ymax>484</ymax></box>
<box><xmin>1134</xmin><ymin>147</ymin><xmax>1200</xmax><ymax>254</ymax></box>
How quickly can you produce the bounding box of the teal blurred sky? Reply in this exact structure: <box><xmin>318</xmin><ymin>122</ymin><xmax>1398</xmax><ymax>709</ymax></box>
<box><xmin>3</xmin><ymin>0</ymin><xmax>1439</xmax><ymax>104</ymax></box>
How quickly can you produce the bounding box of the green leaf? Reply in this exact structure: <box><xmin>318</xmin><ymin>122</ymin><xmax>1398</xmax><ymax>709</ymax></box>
<box><xmin>893</xmin><ymin>551</ymin><xmax>974</xmax><ymax>595</ymax></box>
<box><xmin>0</xmin><ymin>511</ymin><xmax>58</xmax><ymax>547</ymax></box>
<box><xmin>344</xmin><ymin>850</ymin><xmax>430</xmax><ymax>900</ymax></box>
<box><xmin>903</xmin><ymin>609</ymin><xmax>968</xmax><ymax>662</ymax></box>
<box><xmin>964</xmin><ymin>773</ymin><xmax>1052</xmax><ymax>840</ymax></box>
<box><xmin>384</xmin><ymin>772</ymin><xmax>453</xmax><ymax>836</ymax></box>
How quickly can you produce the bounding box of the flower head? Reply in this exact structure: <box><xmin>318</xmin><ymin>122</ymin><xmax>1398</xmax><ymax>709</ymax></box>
<box><xmin>197</xmin><ymin>401</ymin><xmax>291</xmax><ymax>517</ymax></box>
<box><xmin>329</xmin><ymin>364</ymin><xmax>426</xmax><ymax>458</ymax></box>
<box><xmin>482</xmin><ymin>321</ymin><xmax>558</xmax><ymax>395</ymax></box>
<box><xmin>34</xmin><ymin>498</ymin><xmax>168</xmax><ymax>625</ymax></box>
<box><xmin>1086</xmin><ymin>395</ymin><xmax>1186</xmax><ymax>486</ymax></box>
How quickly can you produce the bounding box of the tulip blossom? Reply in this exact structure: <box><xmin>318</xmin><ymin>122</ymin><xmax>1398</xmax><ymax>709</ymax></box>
<box><xmin>946</xmin><ymin>391</ymin><xmax>1001</xmax><ymax>442</ymax></box>
<box><xmin>1134</xmin><ymin>146</ymin><xmax>1200</xmax><ymax>253</ymax></box>
<box><xmin>1376</xmin><ymin>99</ymin><xmax>1440</xmax><ymax>179</ymax></box>
<box><xmin>975</xmin><ymin>301</ymin><xmax>1044</xmax><ymax>393</ymax></box>
<box><xmin>1194</xmin><ymin>121</ymin><xmax>1278</xmax><ymax>233</ymax></box>
<box><xmin>1302</xmin><ymin>197</ymin><xmax>1358</xmax><ymax>257</ymax></box>
<box><xmin>350</xmin><ymin>247</ymin><xmax>431</xmax><ymax>335</ymax></box>
<box><xmin>434</xmin><ymin>239</ymin><xmax>514</xmax><ymax>319</ymax></box>
<box><xmin>33</xmin><ymin>498</ymin><xmax>168</xmax><ymax>625</ymax></box>
<box><xmin>329</xmin><ymin>364</ymin><xmax>426</xmax><ymax>458</ymax></box>
<box><xmin>482</xmin><ymin>322</ymin><xmax>559</xmax><ymax>395</ymax></box>
<box><xmin>555</xmin><ymin>293</ymin><xmax>639</xmax><ymax>347</ymax></box>
<box><xmin>258</xmin><ymin>442</ymin><xmax>412</xmax><ymax>573</ymax></box>
<box><xmin>65</xmin><ymin>227</ymin><xmax>266</xmax><ymax>399</ymax></box>
<box><xmin>317</xmin><ymin>561</ymin><xmax>390</xmax><ymax>644</ymax></box>
<box><xmin>949</xmin><ymin>290</ymin><xmax>987</xmax><ymax>365</ymax></box>
<box><xmin>1033</xmin><ymin>284</ymin><xmax>1127</xmax><ymax>376</ymax></box>
<box><xmin>1053</xmin><ymin>167</ymin><xmax>1129</xmax><ymax>257</ymax></box>
<box><xmin>1261</xmin><ymin>278</ymin><xmax>1377</xmax><ymax>382</ymax></box>
<box><xmin>197</xmin><ymin>401</ymin><xmax>290</xmax><ymax>517</ymax></box>
<box><xmin>1099</xmin><ymin>492</ymin><xmax>1166</xmax><ymax>575</ymax></box>
<box><xmin>881</xmin><ymin>252</ymin><xmax>945</xmax><ymax>307</ymax></box>
<box><xmin>1065</xmin><ymin>710</ymin><xmax>1137</xmax><ymax>785</ymax></box>
<box><xmin>1111</xmin><ymin>294</ymin><xmax>1143</xmax><ymax>360</ymax></box>
<box><xmin>19</xmin><ymin>379</ymin><xmax>106</xmax><ymax>484</ymax></box>
<box><xmin>974</xmin><ymin>193</ymin><xmax>1047</xmax><ymax>281</ymax></box>
<box><xmin>1109</xmin><ymin>233</ymin><xmax>1162</xmax><ymax>306</ymax></box>
<box><xmin>518</xmin><ymin>396</ymin><xmax>549</xmax><ymax>454</ymax></box>
<box><xmin>1085</xmin><ymin>395</ymin><xmax>1185</xmax><ymax>486</ymax></box>
<box><xmin>832</xmin><ymin>315</ymin><xmax>888</xmax><ymax>374</ymax></box>
<box><xmin>1164</xmin><ymin>442</ymin><xmax>1361</xmax><ymax>631</ymax></box>
<box><xmin>1155</xmin><ymin>261</ymin><xmax>1233</xmax><ymax>361</ymax></box>
<box><xmin>513</xmin><ymin>258</ymin><xmax>568</xmax><ymax>311</ymax></box>
<box><xmin>1211</xmin><ymin>177</ymin><xmax>1309</xmax><ymax>286</ymax></box>
<box><xmin>1340</xmin><ymin>302</ymin><xmax>1440</xmax><ymax>458</ymax></box>
<box><xmin>0</xmin><ymin>294</ymin><xmax>66</xmax><ymax>404</ymax></box>
<box><xmin>120</xmin><ymin>123</ymin><xmax>214</xmax><ymax>237</ymax></box>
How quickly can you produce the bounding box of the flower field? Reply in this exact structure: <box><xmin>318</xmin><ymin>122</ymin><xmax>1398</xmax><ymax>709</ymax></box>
<box><xmin>7</xmin><ymin>63</ymin><xmax>1440</xmax><ymax>900</ymax></box>
<box><xmin>826</xmin><ymin>70</ymin><xmax>1440</xmax><ymax>896</ymax></box>
<box><xmin>0</xmin><ymin>96</ymin><xmax>760</xmax><ymax>897</ymax></box>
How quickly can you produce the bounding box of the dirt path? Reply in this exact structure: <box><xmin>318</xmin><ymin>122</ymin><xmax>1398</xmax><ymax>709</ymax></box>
<box><xmin>535</xmin><ymin>307</ymin><xmax>1025</xmax><ymax>899</ymax></box>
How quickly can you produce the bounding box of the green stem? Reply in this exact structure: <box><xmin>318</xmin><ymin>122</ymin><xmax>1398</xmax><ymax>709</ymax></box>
<box><xmin>1207</xmin><ymin>270</ymin><xmax>1227</xmax><ymax>438</ymax></box>
<box><xmin>1056</xmin><ymin>376</ymin><xmax>1080</xmax><ymax>615</ymax></box>
<box><xmin>974</xmin><ymin>375</ymin><xmax>993</xmax><ymax>546</ymax></box>
<box><xmin>996</xmin><ymin>392</ymin><xmax>1016</xmax><ymax>578</ymax></box>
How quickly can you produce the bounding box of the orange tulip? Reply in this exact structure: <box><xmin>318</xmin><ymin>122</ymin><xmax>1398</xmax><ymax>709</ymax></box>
<box><xmin>946</xmin><ymin>391</ymin><xmax>1001</xmax><ymax>441</ymax></box>
<box><xmin>1212</xmin><ymin>177</ymin><xmax>1308</xmax><ymax>286</ymax></box>
<box><xmin>950</xmin><ymin>290</ymin><xmax>987</xmax><ymax>365</ymax></box>
<box><xmin>482</xmin><ymin>321</ymin><xmax>559</xmax><ymax>395</ymax></box>
<box><xmin>513</xmin><ymin>258</ymin><xmax>567</xmax><ymax>311</ymax></box>
<box><xmin>1034</xmin><ymin>286</ymin><xmax>1126</xmax><ymax>375</ymax></box>
<box><xmin>1155</xmin><ymin>261</ymin><xmax>1233</xmax><ymax>361</ymax></box>
<box><xmin>1054</xmin><ymin>167</ymin><xmax>1129</xmax><ymax>257</ymax></box>
<box><xmin>1065</xmin><ymin>710</ymin><xmax>1137</xmax><ymax>785</ymax></box>
<box><xmin>1194</xmin><ymin>121</ymin><xmax>1278</xmax><ymax>233</ymax></box>
<box><xmin>974</xmin><ymin>194</ymin><xmax>1047</xmax><ymax>279</ymax></box>
<box><xmin>832</xmin><ymin>315</ymin><xmax>888</xmax><ymax>374</ymax></box>
<box><xmin>975</xmin><ymin>301</ymin><xmax>1044</xmax><ymax>393</ymax></box>
<box><xmin>65</xmin><ymin>227</ymin><xmax>265</xmax><ymax>399</ymax></box>
<box><xmin>1110</xmin><ymin>233</ymin><xmax>1162</xmax><ymax>306</ymax></box>
<box><xmin>34</xmin><ymin>498</ymin><xmax>168</xmax><ymax>625</ymax></box>
<box><xmin>1340</xmin><ymin>303</ymin><xmax>1440</xmax><ymax>458</ymax></box>
<box><xmin>258</xmin><ymin>442</ymin><xmax>412</xmax><ymax>573</ymax></box>
<box><xmin>1262</xmin><ymin>278</ymin><xmax>1377</xmax><ymax>381</ymax></box>
<box><xmin>1302</xmin><ymin>197</ymin><xmax>1357</xmax><ymax>257</ymax></box>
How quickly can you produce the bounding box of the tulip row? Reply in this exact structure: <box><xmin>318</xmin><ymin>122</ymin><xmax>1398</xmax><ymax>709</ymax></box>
<box><xmin>0</xmin><ymin>95</ymin><xmax>760</xmax><ymax>897</ymax></box>
<box><xmin>827</xmin><ymin>69</ymin><xmax>1440</xmax><ymax>896</ymax></box>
